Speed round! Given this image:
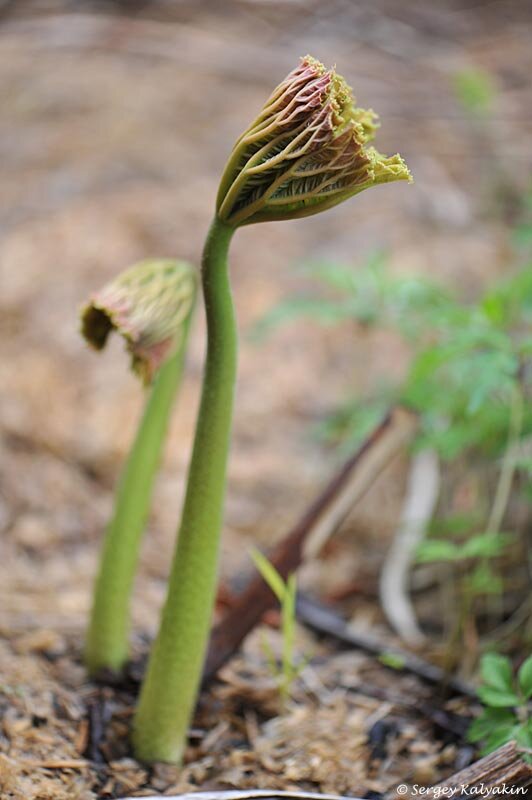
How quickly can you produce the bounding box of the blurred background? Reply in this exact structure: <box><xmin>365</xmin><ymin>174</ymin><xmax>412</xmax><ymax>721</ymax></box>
<box><xmin>0</xmin><ymin>0</ymin><xmax>532</xmax><ymax>792</ymax></box>
<box><xmin>2</xmin><ymin>0</ymin><xmax>532</xmax><ymax>669</ymax></box>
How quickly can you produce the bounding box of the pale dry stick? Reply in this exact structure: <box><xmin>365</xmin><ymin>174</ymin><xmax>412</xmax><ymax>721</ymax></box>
<box><xmin>20</xmin><ymin>759</ymin><xmax>89</xmax><ymax>770</ymax></box>
<box><xmin>303</xmin><ymin>407</ymin><xmax>419</xmax><ymax>558</ymax></box>
<box><xmin>379</xmin><ymin>448</ymin><xmax>441</xmax><ymax>647</ymax></box>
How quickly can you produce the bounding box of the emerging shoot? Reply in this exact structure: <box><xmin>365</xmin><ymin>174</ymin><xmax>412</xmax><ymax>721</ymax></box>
<box><xmin>82</xmin><ymin>258</ymin><xmax>196</xmax><ymax>385</ymax></box>
<box><xmin>249</xmin><ymin>547</ymin><xmax>300</xmax><ymax>708</ymax></box>
<box><xmin>132</xmin><ymin>56</ymin><xmax>411</xmax><ymax>764</ymax></box>
<box><xmin>216</xmin><ymin>55</ymin><xmax>411</xmax><ymax>227</ymax></box>
<box><xmin>83</xmin><ymin>259</ymin><xmax>196</xmax><ymax>675</ymax></box>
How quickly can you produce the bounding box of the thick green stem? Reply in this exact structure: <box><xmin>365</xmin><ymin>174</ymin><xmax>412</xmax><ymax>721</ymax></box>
<box><xmin>132</xmin><ymin>218</ymin><xmax>236</xmax><ymax>764</ymax></box>
<box><xmin>85</xmin><ymin>324</ymin><xmax>191</xmax><ymax>675</ymax></box>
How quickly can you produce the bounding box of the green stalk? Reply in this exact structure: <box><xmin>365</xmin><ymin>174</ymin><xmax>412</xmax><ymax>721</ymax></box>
<box><xmin>85</xmin><ymin>324</ymin><xmax>191</xmax><ymax>675</ymax></box>
<box><xmin>132</xmin><ymin>218</ymin><xmax>236</xmax><ymax>764</ymax></box>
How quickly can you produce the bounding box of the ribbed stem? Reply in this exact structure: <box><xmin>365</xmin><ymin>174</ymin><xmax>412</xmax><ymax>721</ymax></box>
<box><xmin>132</xmin><ymin>218</ymin><xmax>236</xmax><ymax>764</ymax></box>
<box><xmin>85</xmin><ymin>324</ymin><xmax>191</xmax><ymax>676</ymax></box>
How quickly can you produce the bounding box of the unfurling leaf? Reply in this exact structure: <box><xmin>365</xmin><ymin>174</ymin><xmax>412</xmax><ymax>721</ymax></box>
<box><xmin>81</xmin><ymin>259</ymin><xmax>196</xmax><ymax>385</ymax></box>
<box><xmin>217</xmin><ymin>56</ymin><xmax>411</xmax><ymax>227</ymax></box>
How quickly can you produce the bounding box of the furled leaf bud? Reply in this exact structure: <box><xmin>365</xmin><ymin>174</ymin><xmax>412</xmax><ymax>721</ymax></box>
<box><xmin>81</xmin><ymin>259</ymin><xmax>196</xmax><ymax>384</ymax></box>
<box><xmin>216</xmin><ymin>55</ymin><xmax>412</xmax><ymax>227</ymax></box>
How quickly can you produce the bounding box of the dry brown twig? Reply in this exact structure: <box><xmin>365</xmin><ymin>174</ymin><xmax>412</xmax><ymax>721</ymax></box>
<box><xmin>434</xmin><ymin>741</ymin><xmax>532</xmax><ymax>798</ymax></box>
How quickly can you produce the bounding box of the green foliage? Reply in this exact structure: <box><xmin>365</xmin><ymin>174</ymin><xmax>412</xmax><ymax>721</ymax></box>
<box><xmin>249</xmin><ymin>547</ymin><xmax>302</xmax><ymax>706</ymax></box>
<box><xmin>468</xmin><ymin>653</ymin><xmax>532</xmax><ymax>757</ymax></box>
<box><xmin>453</xmin><ymin>67</ymin><xmax>495</xmax><ymax>116</ymax></box>
<box><xmin>416</xmin><ymin>529</ymin><xmax>513</xmax><ymax>599</ymax></box>
<box><xmin>254</xmin><ymin>251</ymin><xmax>451</xmax><ymax>341</ymax></box>
<box><xmin>314</xmin><ymin>394</ymin><xmax>391</xmax><ymax>453</ymax></box>
<box><xmin>416</xmin><ymin>532</ymin><xmax>512</xmax><ymax>564</ymax></box>
<box><xmin>378</xmin><ymin>652</ymin><xmax>406</xmax><ymax>670</ymax></box>
<box><xmin>468</xmin><ymin>563</ymin><xmax>504</xmax><ymax>597</ymax></box>
<box><xmin>256</xmin><ymin>251</ymin><xmax>532</xmax><ymax>463</ymax></box>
